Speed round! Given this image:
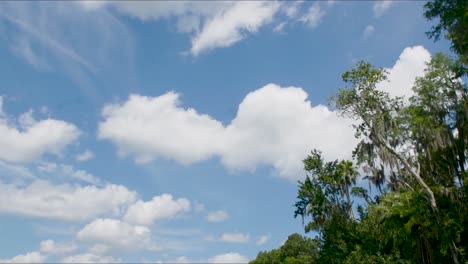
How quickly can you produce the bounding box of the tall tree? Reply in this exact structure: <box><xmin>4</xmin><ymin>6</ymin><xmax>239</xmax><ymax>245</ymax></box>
<box><xmin>333</xmin><ymin>57</ymin><xmax>466</xmax><ymax>263</ymax></box>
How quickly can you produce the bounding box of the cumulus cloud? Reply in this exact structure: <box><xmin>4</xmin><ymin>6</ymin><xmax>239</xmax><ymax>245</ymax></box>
<box><xmin>0</xmin><ymin>97</ymin><xmax>80</xmax><ymax>163</ymax></box>
<box><xmin>76</xmin><ymin>218</ymin><xmax>151</xmax><ymax>249</ymax></box>
<box><xmin>98</xmin><ymin>93</ymin><xmax>225</xmax><ymax>165</ymax></box>
<box><xmin>76</xmin><ymin>150</ymin><xmax>95</xmax><ymax>162</ymax></box>
<box><xmin>99</xmin><ymin>46</ymin><xmax>430</xmax><ymax>181</ymax></box>
<box><xmin>377</xmin><ymin>45</ymin><xmax>431</xmax><ymax>101</ymax></box>
<box><xmin>0</xmin><ymin>251</ymin><xmax>46</xmax><ymax>263</ymax></box>
<box><xmin>124</xmin><ymin>194</ymin><xmax>191</xmax><ymax>226</ymax></box>
<box><xmin>209</xmin><ymin>252</ymin><xmax>249</xmax><ymax>263</ymax></box>
<box><xmin>256</xmin><ymin>234</ymin><xmax>271</xmax><ymax>246</ymax></box>
<box><xmin>61</xmin><ymin>253</ymin><xmax>120</xmax><ymax>263</ymax></box>
<box><xmin>0</xmin><ymin>180</ymin><xmax>136</xmax><ymax>221</ymax></box>
<box><xmin>373</xmin><ymin>1</ymin><xmax>394</xmax><ymax>17</ymax></box>
<box><xmin>207</xmin><ymin>210</ymin><xmax>230</xmax><ymax>223</ymax></box>
<box><xmin>39</xmin><ymin>240</ymin><xmax>77</xmax><ymax>255</ymax></box>
<box><xmin>99</xmin><ymin>84</ymin><xmax>356</xmax><ymax>181</ymax></box>
<box><xmin>220</xmin><ymin>232</ymin><xmax>250</xmax><ymax>244</ymax></box>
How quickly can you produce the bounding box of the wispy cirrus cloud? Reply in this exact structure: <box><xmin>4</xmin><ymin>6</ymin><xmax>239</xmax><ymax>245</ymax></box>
<box><xmin>0</xmin><ymin>1</ymin><xmax>135</xmax><ymax>89</ymax></box>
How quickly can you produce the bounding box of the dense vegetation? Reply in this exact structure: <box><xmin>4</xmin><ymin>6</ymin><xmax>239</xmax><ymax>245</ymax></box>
<box><xmin>250</xmin><ymin>1</ymin><xmax>468</xmax><ymax>263</ymax></box>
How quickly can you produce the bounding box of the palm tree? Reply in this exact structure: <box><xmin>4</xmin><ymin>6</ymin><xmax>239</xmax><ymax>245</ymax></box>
<box><xmin>337</xmin><ymin>160</ymin><xmax>358</xmax><ymax>220</ymax></box>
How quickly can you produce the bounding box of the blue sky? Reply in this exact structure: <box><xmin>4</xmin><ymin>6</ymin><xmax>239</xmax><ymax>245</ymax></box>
<box><xmin>0</xmin><ymin>1</ymin><xmax>452</xmax><ymax>263</ymax></box>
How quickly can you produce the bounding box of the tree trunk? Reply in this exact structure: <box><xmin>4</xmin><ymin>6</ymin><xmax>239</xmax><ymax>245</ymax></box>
<box><xmin>345</xmin><ymin>187</ymin><xmax>355</xmax><ymax>221</ymax></box>
<box><xmin>378</xmin><ymin>136</ymin><xmax>460</xmax><ymax>264</ymax></box>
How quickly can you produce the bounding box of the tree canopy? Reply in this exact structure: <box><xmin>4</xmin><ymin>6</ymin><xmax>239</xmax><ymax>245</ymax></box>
<box><xmin>250</xmin><ymin>53</ymin><xmax>468</xmax><ymax>264</ymax></box>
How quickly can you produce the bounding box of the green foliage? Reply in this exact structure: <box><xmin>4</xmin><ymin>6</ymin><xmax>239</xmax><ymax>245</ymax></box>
<box><xmin>295</xmin><ymin>150</ymin><xmax>356</xmax><ymax>233</ymax></box>
<box><xmin>424</xmin><ymin>0</ymin><xmax>468</xmax><ymax>69</ymax></box>
<box><xmin>249</xmin><ymin>233</ymin><xmax>319</xmax><ymax>264</ymax></box>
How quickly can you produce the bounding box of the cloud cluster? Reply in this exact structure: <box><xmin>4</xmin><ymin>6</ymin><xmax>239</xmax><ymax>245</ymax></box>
<box><xmin>78</xmin><ymin>1</ymin><xmax>328</xmax><ymax>56</ymax></box>
<box><xmin>0</xmin><ymin>251</ymin><xmax>46</xmax><ymax>263</ymax></box>
<box><xmin>99</xmin><ymin>84</ymin><xmax>356</xmax><ymax>181</ymax></box>
<box><xmin>99</xmin><ymin>46</ymin><xmax>431</xmax><ymax>181</ymax></box>
<box><xmin>0</xmin><ymin>180</ymin><xmax>137</xmax><ymax>221</ymax></box>
<box><xmin>0</xmin><ymin>97</ymin><xmax>80</xmax><ymax>163</ymax></box>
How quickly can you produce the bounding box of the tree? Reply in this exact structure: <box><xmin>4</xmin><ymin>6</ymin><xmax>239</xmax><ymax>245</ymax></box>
<box><xmin>249</xmin><ymin>233</ymin><xmax>319</xmax><ymax>264</ymax></box>
<box><xmin>295</xmin><ymin>150</ymin><xmax>356</xmax><ymax>235</ymax></box>
<box><xmin>424</xmin><ymin>0</ymin><xmax>468</xmax><ymax>73</ymax></box>
<box><xmin>333</xmin><ymin>55</ymin><xmax>467</xmax><ymax>263</ymax></box>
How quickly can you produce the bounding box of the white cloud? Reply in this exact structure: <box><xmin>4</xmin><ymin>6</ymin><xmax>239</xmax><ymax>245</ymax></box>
<box><xmin>37</xmin><ymin>162</ymin><xmax>102</xmax><ymax>185</ymax></box>
<box><xmin>78</xmin><ymin>1</ymin><xmax>281</xmax><ymax>56</ymax></box>
<box><xmin>363</xmin><ymin>25</ymin><xmax>375</xmax><ymax>39</ymax></box>
<box><xmin>77</xmin><ymin>218</ymin><xmax>151</xmax><ymax>249</ymax></box>
<box><xmin>190</xmin><ymin>1</ymin><xmax>280</xmax><ymax>56</ymax></box>
<box><xmin>99</xmin><ymin>93</ymin><xmax>225</xmax><ymax>165</ymax></box>
<box><xmin>209</xmin><ymin>252</ymin><xmax>249</xmax><ymax>263</ymax></box>
<box><xmin>256</xmin><ymin>234</ymin><xmax>270</xmax><ymax>246</ymax></box>
<box><xmin>273</xmin><ymin>22</ymin><xmax>287</xmax><ymax>33</ymax></box>
<box><xmin>299</xmin><ymin>3</ymin><xmax>324</xmax><ymax>29</ymax></box>
<box><xmin>377</xmin><ymin>46</ymin><xmax>431</xmax><ymax>101</ymax></box>
<box><xmin>62</xmin><ymin>253</ymin><xmax>120</xmax><ymax>263</ymax></box>
<box><xmin>99</xmin><ymin>46</ymin><xmax>431</xmax><ymax>181</ymax></box>
<box><xmin>77</xmin><ymin>1</ymin><xmax>280</xmax><ymax>56</ymax></box>
<box><xmin>283</xmin><ymin>1</ymin><xmax>303</xmax><ymax>18</ymax></box>
<box><xmin>99</xmin><ymin>85</ymin><xmax>356</xmax><ymax>181</ymax></box>
<box><xmin>373</xmin><ymin>1</ymin><xmax>394</xmax><ymax>17</ymax></box>
<box><xmin>220</xmin><ymin>232</ymin><xmax>250</xmax><ymax>244</ymax></box>
<box><xmin>77</xmin><ymin>1</ymin><xmax>331</xmax><ymax>56</ymax></box>
<box><xmin>76</xmin><ymin>150</ymin><xmax>95</xmax><ymax>162</ymax></box>
<box><xmin>0</xmin><ymin>97</ymin><xmax>80</xmax><ymax>163</ymax></box>
<box><xmin>124</xmin><ymin>194</ymin><xmax>191</xmax><ymax>226</ymax></box>
<box><xmin>0</xmin><ymin>180</ymin><xmax>136</xmax><ymax>221</ymax></box>
<box><xmin>221</xmin><ymin>84</ymin><xmax>356</xmax><ymax>178</ymax></box>
<box><xmin>39</xmin><ymin>240</ymin><xmax>77</xmax><ymax>255</ymax></box>
<box><xmin>207</xmin><ymin>210</ymin><xmax>229</xmax><ymax>223</ymax></box>
<box><xmin>0</xmin><ymin>251</ymin><xmax>46</xmax><ymax>263</ymax></box>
